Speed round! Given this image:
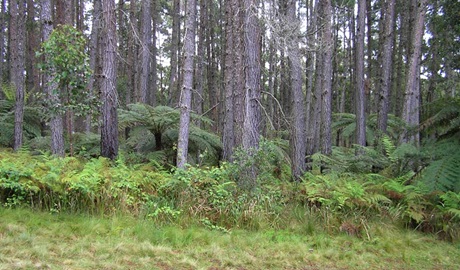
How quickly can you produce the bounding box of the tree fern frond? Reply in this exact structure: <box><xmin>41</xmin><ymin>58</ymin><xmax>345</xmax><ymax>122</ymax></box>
<box><xmin>421</xmin><ymin>142</ymin><xmax>460</xmax><ymax>192</ymax></box>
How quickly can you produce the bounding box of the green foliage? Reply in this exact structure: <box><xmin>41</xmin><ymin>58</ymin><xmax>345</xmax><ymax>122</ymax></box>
<box><xmin>118</xmin><ymin>103</ymin><xmax>221</xmax><ymax>166</ymax></box>
<box><xmin>418</xmin><ymin>97</ymin><xmax>460</xmax><ymax>193</ymax></box>
<box><xmin>28</xmin><ymin>132</ymin><xmax>101</xmax><ymax>158</ymax></box>
<box><xmin>0</xmin><ymin>150</ymin><xmax>169</xmax><ymax>215</ymax></box>
<box><xmin>0</xmin><ymin>85</ymin><xmax>43</xmax><ymax>147</ymax></box>
<box><xmin>0</xmin><ymin>149</ymin><xmax>459</xmax><ymax>241</ymax></box>
<box><xmin>36</xmin><ymin>25</ymin><xmax>96</xmax><ymax>118</ymax></box>
<box><xmin>300</xmin><ymin>173</ymin><xmax>391</xmax><ymax>216</ymax></box>
<box><xmin>228</xmin><ymin>137</ymin><xmax>292</xmax><ymax>187</ymax></box>
<box><xmin>310</xmin><ymin>142</ymin><xmax>419</xmax><ymax>177</ymax></box>
<box><xmin>332</xmin><ymin>113</ymin><xmax>406</xmax><ymax>145</ymax></box>
<box><xmin>419</xmin><ymin>139</ymin><xmax>460</xmax><ymax>192</ymax></box>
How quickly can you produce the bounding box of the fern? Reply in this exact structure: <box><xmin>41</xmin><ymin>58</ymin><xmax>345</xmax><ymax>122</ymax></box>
<box><xmin>0</xmin><ymin>98</ymin><xmax>43</xmax><ymax>147</ymax></box>
<box><xmin>119</xmin><ymin>103</ymin><xmax>221</xmax><ymax>166</ymax></box>
<box><xmin>333</xmin><ymin>113</ymin><xmax>406</xmax><ymax>145</ymax></box>
<box><xmin>419</xmin><ymin>139</ymin><xmax>460</xmax><ymax>192</ymax></box>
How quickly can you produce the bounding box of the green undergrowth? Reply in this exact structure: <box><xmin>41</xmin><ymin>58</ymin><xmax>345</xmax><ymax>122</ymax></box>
<box><xmin>0</xmin><ymin>148</ymin><xmax>459</xmax><ymax>243</ymax></box>
<box><xmin>1</xmin><ymin>207</ymin><xmax>459</xmax><ymax>270</ymax></box>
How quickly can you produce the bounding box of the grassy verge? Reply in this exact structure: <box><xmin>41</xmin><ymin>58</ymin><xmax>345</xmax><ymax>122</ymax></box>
<box><xmin>0</xmin><ymin>207</ymin><xmax>459</xmax><ymax>270</ymax></box>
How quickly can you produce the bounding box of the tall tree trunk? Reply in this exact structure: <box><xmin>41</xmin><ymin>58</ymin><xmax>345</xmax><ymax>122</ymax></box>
<box><xmin>377</xmin><ymin>0</ymin><xmax>396</xmax><ymax>134</ymax></box>
<box><xmin>287</xmin><ymin>0</ymin><xmax>306</xmax><ymax>181</ymax></box>
<box><xmin>0</xmin><ymin>0</ymin><xmax>5</xmax><ymax>87</ymax></box>
<box><xmin>126</xmin><ymin>0</ymin><xmax>137</xmax><ymax>105</ymax></box>
<box><xmin>401</xmin><ymin>0</ymin><xmax>426</xmax><ymax>145</ymax></box>
<box><xmin>168</xmin><ymin>0</ymin><xmax>180</xmax><ymax>106</ymax></box>
<box><xmin>321</xmin><ymin>0</ymin><xmax>333</xmax><ymax>156</ymax></box>
<box><xmin>11</xmin><ymin>0</ymin><xmax>25</xmax><ymax>151</ymax></box>
<box><xmin>222</xmin><ymin>0</ymin><xmax>235</xmax><ymax>161</ymax></box>
<box><xmin>150</xmin><ymin>0</ymin><xmax>158</xmax><ymax>106</ymax></box>
<box><xmin>306</xmin><ymin>0</ymin><xmax>318</xmax><ymax>164</ymax></box>
<box><xmin>241</xmin><ymin>0</ymin><xmax>261</xmax><ymax>189</ymax></box>
<box><xmin>355</xmin><ymin>0</ymin><xmax>367</xmax><ymax>148</ymax></box>
<box><xmin>41</xmin><ymin>0</ymin><xmax>65</xmax><ymax>156</ymax></box>
<box><xmin>139</xmin><ymin>0</ymin><xmax>151</xmax><ymax>104</ymax></box>
<box><xmin>100</xmin><ymin>0</ymin><xmax>118</xmax><ymax>160</ymax></box>
<box><xmin>233</xmin><ymin>0</ymin><xmax>245</xmax><ymax>148</ymax></box>
<box><xmin>86</xmin><ymin>0</ymin><xmax>102</xmax><ymax>133</ymax></box>
<box><xmin>206</xmin><ymin>0</ymin><xmax>218</xmax><ymax>131</ymax></box>
<box><xmin>76</xmin><ymin>0</ymin><xmax>84</xmax><ymax>31</ymax></box>
<box><xmin>193</xmin><ymin>0</ymin><xmax>206</xmax><ymax>124</ymax></box>
<box><xmin>177</xmin><ymin>0</ymin><xmax>197</xmax><ymax>169</ymax></box>
<box><xmin>26</xmin><ymin>0</ymin><xmax>39</xmax><ymax>94</ymax></box>
<box><xmin>0</xmin><ymin>0</ymin><xmax>7</xmax><ymax>99</ymax></box>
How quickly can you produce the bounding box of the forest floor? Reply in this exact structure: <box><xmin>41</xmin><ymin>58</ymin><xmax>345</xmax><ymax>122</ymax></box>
<box><xmin>0</xmin><ymin>207</ymin><xmax>459</xmax><ymax>270</ymax></box>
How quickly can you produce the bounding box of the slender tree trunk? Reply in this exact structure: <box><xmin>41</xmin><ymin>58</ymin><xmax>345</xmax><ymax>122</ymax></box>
<box><xmin>287</xmin><ymin>0</ymin><xmax>306</xmax><ymax>181</ymax></box>
<box><xmin>306</xmin><ymin>0</ymin><xmax>318</xmax><ymax>165</ymax></box>
<box><xmin>126</xmin><ymin>0</ymin><xmax>137</xmax><ymax>105</ymax></box>
<box><xmin>76</xmin><ymin>0</ymin><xmax>84</xmax><ymax>31</ymax></box>
<box><xmin>401</xmin><ymin>0</ymin><xmax>426</xmax><ymax>145</ymax></box>
<box><xmin>41</xmin><ymin>0</ymin><xmax>65</xmax><ymax>156</ymax></box>
<box><xmin>100</xmin><ymin>0</ymin><xmax>118</xmax><ymax>160</ymax></box>
<box><xmin>206</xmin><ymin>0</ymin><xmax>219</xmax><ymax>131</ymax></box>
<box><xmin>355</xmin><ymin>0</ymin><xmax>367</xmax><ymax>148</ymax></box>
<box><xmin>86</xmin><ymin>0</ymin><xmax>101</xmax><ymax>133</ymax></box>
<box><xmin>139</xmin><ymin>0</ymin><xmax>151</xmax><ymax>104</ymax></box>
<box><xmin>168</xmin><ymin>0</ymin><xmax>180</xmax><ymax>106</ymax></box>
<box><xmin>0</xmin><ymin>0</ymin><xmax>5</xmax><ymax>89</ymax></box>
<box><xmin>233</xmin><ymin>0</ymin><xmax>245</xmax><ymax>148</ymax></box>
<box><xmin>377</xmin><ymin>0</ymin><xmax>396</xmax><ymax>134</ymax></box>
<box><xmin>365</xmin><ymin>0</ymin><xmax>373</xmax><ymax>114</ymax></box>
<box><xmin>321</xmin><ymin>0</ymin><xmax>333</xmax><ymax>157</ymax></box>
<box><xmin>26</xmin><ymin>0</ymin><xmax>39</xmax><ymax>94</ymax></box>
<box><xmin>177</xmin><ymin>0</ymin><xmax>197</xmax><ymax>169</ymax></box>
<box><xmin>150</xmin><ymin>0</ymin><xmax>158</xmax><ymax>106</ymax></box>
<box><xmin>222</xmin><ymin>0</ymin><xmax>235</xmax><ymax>161</ymax></box>
<box><xmin>11</xmin><ymin>0</ymin><xmax>26</xmax><ymax>151</ymax></box>
<box><xmin>193</xmin><ymin>0</ymin><xmax>206</xmax><ymax>121</ymax></box>
<box><xmin>241</xmin><ymin>0</ymin><xmax>261</xmax><ymax>189</ymax></box>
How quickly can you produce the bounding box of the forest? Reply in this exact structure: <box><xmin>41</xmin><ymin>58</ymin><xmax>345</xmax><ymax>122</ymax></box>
<box><xmin>0</xmin><ymin>0</ymin><xmax>460</xmax><ymax>268</ymax></box>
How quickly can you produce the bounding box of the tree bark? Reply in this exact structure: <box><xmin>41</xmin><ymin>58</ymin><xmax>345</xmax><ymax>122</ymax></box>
<box><xmin>233</xmin><ymin>0</ymin><xmax>245</xmax><ymax>148</ymax></box>
<box><xmin>86</xmin><ymin>0</ymin><xmax>102</xmax><ymax>133</ymax></box>
<box><xmin>150</xmin><ymin>0</ymin><xmax>158</xmax><ymax>106</ymax></box>
<box><xmin>139</xmin><ymin>0</ymin><xmax>151</xmax><ymax>104</ymax></box>
<box><xmin>193</xmin><ymin>0</ymin><xmax>206</xmax><ymax>124</ymax></box>
<box><xmin>355</xmin><ymin>0</ymin><xmax>367</xmax><ymax>148</ymax></box>
<box><xmin>0</xmin><ymin>0</ymin><xmax>5</xmax><ymax>87</ymax></box>
<box><xmin>241</xmin><ymin>0</ymin><xmax>261</xmax><ymax>188</ymax></box>
<box><xmin>168</xmin><ymin>0</ymin><xmax>180</xmax><ymax>106</ymax></box>
<box><xmin>287</xmin><ymin>0</ymin><xmax>306</xmax><ymax>181</ymax></box>
<box><xmin>401</xmin><ymin>0</ymin><xmax>426</xmax><ymax>145</ymax></box>
<box><xmin>177</xmin><ymin>0</ymin><xmax>197</xmax><ymax>169</ymax></box>
<box><xmin>100</xmin><ymin>0</ymin><xmax>119</xmax><ymax>160</ymax></box>
<box><xmin>321</xmin><ymin>0</ymin><xmax>333</xmax><ymax>156</ymax></box>
<box><xmin>41</xmin><ymin>0</ymin><xmax>65</xmax><ymax>156</ymax></box>
<box><xmin>222</xmin><ymin>0</ymin><xmax>235</xmax><ymax>161</ymax></box>
<box><xmin>11</xmin><ymin>0</ymin><xmax>26</xmax><ymax>151</ymax></box>
<box><xmin>377</xmin><ymin>0</ymin><xmax>396</xmax><ymax>134</ymax></box>
<box><xmin>26</xmin><ymin>0</ymin><xmax>39</xmax><ymax>95</ymax></box>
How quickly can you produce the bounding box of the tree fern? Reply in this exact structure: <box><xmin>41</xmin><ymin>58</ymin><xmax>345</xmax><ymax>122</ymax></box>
<box><xmin>0</xmin><ymin>94</ymin><xmax>42</xmax><ymax>148</ymax></box>
<box><xmin>118</xmin><ymin>103</ymin><xmax>221</xmax><ymax>166</ymax></box>
<box><xmin>420</xmin><ymin>97</ymin><xmax>460</xmax><ymax>139</ymax></box>
<box><xmin>419</xmin><ymin>139</ymin><xmax>460</xmax><ymax>192</ymax></box>
<box><xmin>333</xmin><ymin>113</ymin><xmax>406</xmax><ymax>145</ymax></box>
<box><xmin>418</xmin><ymin>98</ymin><xmax>460</xmax><ymax>192</ymax></box>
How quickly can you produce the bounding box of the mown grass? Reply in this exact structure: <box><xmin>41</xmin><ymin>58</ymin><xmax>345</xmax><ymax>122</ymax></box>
<box><xmin>1</xmin><ymin>207</ymin><xmax>459</xmax><ymax>270</ymax></box>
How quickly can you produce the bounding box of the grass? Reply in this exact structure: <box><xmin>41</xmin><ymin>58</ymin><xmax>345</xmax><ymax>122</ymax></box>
<box><xmin>0</xmin><ymin>207</ymin><xmax>459</xmax><ymax>269</ymax></box>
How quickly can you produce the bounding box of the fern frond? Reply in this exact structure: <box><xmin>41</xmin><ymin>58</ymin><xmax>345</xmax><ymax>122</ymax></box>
<box><xmin>421</xmin><ymin>141</ymin><xmax>460</xmax><ymax>192</ymax></box>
